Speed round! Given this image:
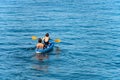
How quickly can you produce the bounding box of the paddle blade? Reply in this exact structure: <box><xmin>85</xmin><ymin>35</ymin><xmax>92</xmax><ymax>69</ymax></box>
<box><xmin>54</xmin><ymin>38</ymin><xmax>61</xmax><ymax>42</ymax></box>
<box><xmin>32</xmin><ymin>36</ymin><xmax>37</xmax><ymax>40</ymax></box>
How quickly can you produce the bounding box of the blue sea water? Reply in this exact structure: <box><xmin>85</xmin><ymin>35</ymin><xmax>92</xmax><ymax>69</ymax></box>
<box><xmin>0</xmin><ymin>0</ymin><xmax>120</xmax><ymax>80</ymax></box>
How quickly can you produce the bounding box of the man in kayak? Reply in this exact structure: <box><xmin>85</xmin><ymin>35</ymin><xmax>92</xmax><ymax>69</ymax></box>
<box><xmin>36</xmin><ymin>38</ymin><xmax>45</xmax><ymax>49</ymax></box>
<box><xmin>42</xmin><ymin>33</ymin><xmax>50</xmax><ymax>46</ymax></box>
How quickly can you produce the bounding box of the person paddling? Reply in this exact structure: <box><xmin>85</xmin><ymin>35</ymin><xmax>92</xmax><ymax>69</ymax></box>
<box><xmin>42</xmin><ymin>33</ymin><xmax>50</xmax><ymax>46</ymax></box>
<box><xmin>36</xmin><ymin>38</ymin><xmax>45</xmax><ymax>49</ymax></box>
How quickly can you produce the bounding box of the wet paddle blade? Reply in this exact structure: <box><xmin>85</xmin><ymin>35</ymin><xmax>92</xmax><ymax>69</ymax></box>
<box><xmin>54</xmin><ymin>38</ymin><xmax>61</xmax><ymax>42</ymax></box>
<box><xmin>32</xmin><ymin>36</ymin><xmax>37</xmax><ymax>40</ymax></box>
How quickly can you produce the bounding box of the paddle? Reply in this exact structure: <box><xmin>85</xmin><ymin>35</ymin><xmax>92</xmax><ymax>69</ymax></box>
<box><xmin>32</xmin><ymin>36</ymin><xmax>38</xmax><ymax>40</ymax></box>
<box><xmin>32</xmin><ymin>36</ymin><xmax>61</xmax><ymax>43</ymax></box>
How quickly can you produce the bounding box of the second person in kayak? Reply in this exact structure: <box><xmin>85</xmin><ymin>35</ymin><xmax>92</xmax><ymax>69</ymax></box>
<box><xmin>42</xmin><ymin>33</ymin><xmax>50</xmax><ymax>46</ymax></box>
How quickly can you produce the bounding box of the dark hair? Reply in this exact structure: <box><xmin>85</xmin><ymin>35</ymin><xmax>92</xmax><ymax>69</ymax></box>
<box><xmin>45</xmin><ymin>33</ymin><xmax>49</xmax><ymax>37</ymax></box>
<box><xmin>38</xmin><ymin>38</ymin><xmax>42</xmax><ymax>43</ymax></box>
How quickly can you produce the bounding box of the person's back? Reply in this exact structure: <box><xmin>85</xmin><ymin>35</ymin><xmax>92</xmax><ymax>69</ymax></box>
<box><xmin>36</xmin><ymin>38</ymin><xmax>44</xmax><ymax>49</ymax></box>
<box><xmin>36</xmin><ymin>43</ymin><xmax>44</xmax><ymax>49</ymax></box>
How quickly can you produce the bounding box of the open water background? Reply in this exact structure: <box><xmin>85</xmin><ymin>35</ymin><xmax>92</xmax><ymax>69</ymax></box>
<box><xmin>0</xmin><ymin>0</ymin><xmax>120</xmax><ymax>80</ymax></box>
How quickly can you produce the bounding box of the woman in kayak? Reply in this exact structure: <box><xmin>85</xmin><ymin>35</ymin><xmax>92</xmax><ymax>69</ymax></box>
<box><xmin>36</xmin><ymin>38</ymin><xmax>45</xmax><ymax>49</ymax></box>
<box><xmin>42</xmin><ymin>33</ymin><xmax>50</xmax><ymax>46</ymax></box>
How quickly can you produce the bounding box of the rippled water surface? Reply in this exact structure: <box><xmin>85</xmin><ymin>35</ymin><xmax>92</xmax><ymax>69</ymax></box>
<box><xmin>0</xmin><ymin>0</ymin><xmax>120</xmax><ymax>80</ymax></box>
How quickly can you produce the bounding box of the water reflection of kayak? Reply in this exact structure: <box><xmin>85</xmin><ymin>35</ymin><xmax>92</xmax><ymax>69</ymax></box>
<box><xmin>35</xmin><ymin>40</ymin><xmax>54</xmax><ymax>53</ymax></box>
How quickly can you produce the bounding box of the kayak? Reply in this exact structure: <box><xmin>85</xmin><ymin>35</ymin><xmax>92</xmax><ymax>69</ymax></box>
<box><xmin>35</xmin><ymin>40</ymin><xmax>54</xmax><ymax>53</ymax></box>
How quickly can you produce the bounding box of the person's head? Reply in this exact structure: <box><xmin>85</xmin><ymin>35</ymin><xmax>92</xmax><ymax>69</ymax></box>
<box><xmin>45</xmin><ymin>33</ymin><xmax>49</xmax><ymax>37</ymax></box>
<box><xmin>38</xmin><ymin>38</ymin><xmax>42</xmax><ymax>43</ymax></box>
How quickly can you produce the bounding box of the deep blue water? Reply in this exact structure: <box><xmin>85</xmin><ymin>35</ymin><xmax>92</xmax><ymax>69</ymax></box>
<box><xmin>0</xmin><ymin>0</ymin><xmax>120</xmax><ymax>80</ymax></box>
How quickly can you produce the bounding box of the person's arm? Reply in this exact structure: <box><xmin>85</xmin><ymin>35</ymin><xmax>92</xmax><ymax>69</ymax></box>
<box><xmin>42</xmin><ymin>37</ymin><xmax>45</xmax><ymax>41</ymax></box>
<box><xmin>49</xmin><ymin>37</ymin><xmax>51</xmax><ymax>40</ymax></box>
